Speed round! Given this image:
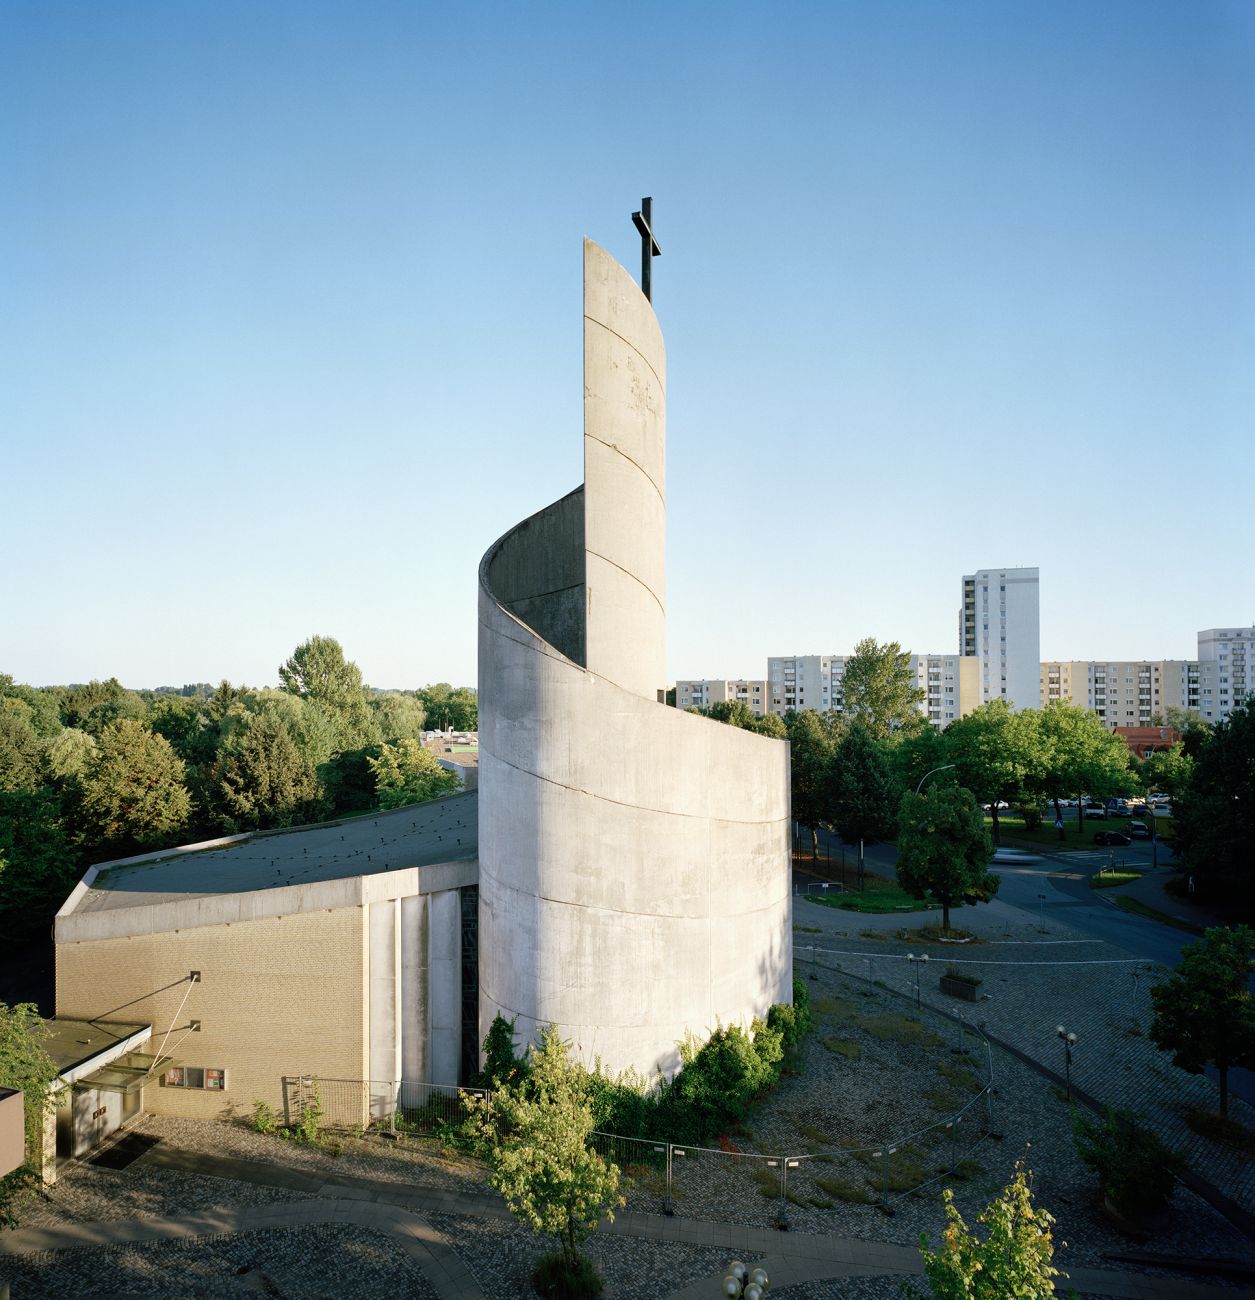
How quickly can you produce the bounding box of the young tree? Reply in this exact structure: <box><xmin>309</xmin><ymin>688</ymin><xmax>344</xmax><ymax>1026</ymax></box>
<box><xmin>1149</xmin><ymin>925</ymin><xmax>1255</xmax><ymax>1117</ymax></box>
<box><xmin>828</xmin><ymin>721</ymin><xmax>899</xmax><ymax>886</ymax></box>
<box><xmin>0</xmin><ymin>1001</ymin><xmax>60</xmax><ymax>1227</ymax></box>
<box><xmin>371</xmin><ymin>691</ymin><xmax>428</xmax><ymax>742</ymax></box>
<box><xmin>840</xmin><ymin>638</ymin><xmax>925</xmax><ymax>742</ymax></box>
<box><xmin>466</xmin><ymin>1027</ymin><xmax>623</xmax><ymax>1290</ymax></box>
<box><xmin>896</xmin><ymin>784</ymin><xmax>996</xmax><ymax>933</ymax></box>
<box><xmin>915</xmin><ymin>1162</ymin><xmax>1064</xmax><ymax>1300</ymax></box>
<box><xmin>76</xmin><ymin>720</ymin><xmax>191</xmax><ymax>851</ymax></box>
<box><xmin>367</xmin><ymin>739</ymin><xmax>462</xmax><ymax>809</ymax></box>
<box><xmin>1137</xmin><ymin>742</ymin><xmax>1192</xmax><ymax>802</ymax></box>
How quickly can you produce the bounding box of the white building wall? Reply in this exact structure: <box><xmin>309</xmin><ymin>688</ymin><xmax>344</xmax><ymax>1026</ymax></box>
<box><xmin>960</xmin><ymin>567</ymin><xmax>1040</xmax><ymax>712</ymax></box>
<box><xmin>1198</xmin><ymin>627</ymin><xmax>1255</xmax><ymax>723</ymax></box>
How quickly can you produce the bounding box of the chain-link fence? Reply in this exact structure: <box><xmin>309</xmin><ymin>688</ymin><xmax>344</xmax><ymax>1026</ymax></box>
<box><xmin>282</xmin><ymin>1022</ymin><xmax>994</xmax><ymax>1228</ymax></box>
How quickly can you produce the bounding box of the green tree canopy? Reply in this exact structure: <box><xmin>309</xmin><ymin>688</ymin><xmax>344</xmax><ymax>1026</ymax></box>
<box><xmin>370</xmin><ymin>691</ymin><xmax>428</xmax><ymax>742</ymax></box>
<box><xmin>0</xmin><ymin>677</ymin><xmax>62</xmax><ymax>738</ymax></box>
<box><xmin>1171</xmin><ymin>701</ymin><xmax>1255</xmax><ymax>903</ymax></box>
<box><xmin>943</xmin><ymin>701</ymin><xmax>1045</xmax><ymax>845</ymax></box>
<box><xmin>698</xmin><ymin>700</ymin><xmax>788</xmax><ymax>738</ymax></box>
<box><xmin>0</xmin><ymin>699</ymin><xmax>43</xmax><ymax>793</ymax></box>
<box><xmin>419</xmin><ymin>682</ymin><xmax>478</xmax><ymax>732</ymax></box>
<box><xmin>465</xmin><ymin>1026</ymin><xmax>623</xmax><ymax>1282</ymax></box>
<box><xmin>784</xmin><ymin>709</ymin><xmax>838</xmax><ymax>858</ymax></box>
<box><xmin>77</xmin><ymin>720</ymin><xmax>191</xmax><ymax>851</ymax></box>
<box><xmin>896</xmin><ymin>783</ymin><xmax>996</xmax><ymax>932</ymax></box>
<box><xmin>58</xmin><ymin>678</ymin><xmax>147</xmax><ymax>738</ymax></box>
<box><xmin>1036</xmin><ymin>702</ymin><xmax>1133</xmax><ymax>830</ymax></box>
<box><xmin>840</xmin><ymin>638</ymin><xmax>926</xmax><ymax>742</ymax></box>
<box><xmin>0</xmin><ymin>1002</ymin><xmax>61</xmax><ymax>1226</ymax></box>
<box><xmin>212</xmin><ymin>709</ymin><xmax>323</xmax><ymax>830</ymax></box>
<box><xmin>828</xmin><ymin>722</ymin><xmax>899</xmax><ymax>876</ymax></box>
<box><xmin>42</xmin><ymin>728</ymin><xmax>97</xmax><ymax>784</ymax></box>
<box><xmin>0</xmin><ymin>789</ymin><xmax>78</xmax><ymax>945</ymax></box>
<box><xmin>278</xmin><ymin>636</ymin><xmax>379</xmax><ymax>751</ymax></box>
<box><xmin>1149</xmin><ymin>925</ymin><xmax>1255</xmax><ymax>1117</ymax></box>
<box><xmin>367</xmin><ymin>739</ymin><xmax>462</xmax><ymax>809</ymax></box>
<box><xmin>1136</xmin><ymin>742</ymin><xmax>1192</xmax><ymax>801</ymax></box>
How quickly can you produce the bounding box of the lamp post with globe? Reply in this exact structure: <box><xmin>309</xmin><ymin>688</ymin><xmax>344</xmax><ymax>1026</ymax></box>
<box><xmin>721</xmin><ymin>1262</ymin><xmax>769</xmax><ymax>1299</ymax></box>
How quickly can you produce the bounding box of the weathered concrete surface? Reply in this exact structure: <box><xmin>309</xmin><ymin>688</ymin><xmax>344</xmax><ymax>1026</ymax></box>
<box><xmin>478</xmin><ymin>240</ymin><xmax>791</xmax><ymax>1079</ymax></box>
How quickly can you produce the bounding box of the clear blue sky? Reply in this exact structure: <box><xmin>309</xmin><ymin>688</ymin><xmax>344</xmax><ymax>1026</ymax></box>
<box><xmin>3</xmin><ymin>1</ymin><xmax>1252</xmax><ymax>690</ymax></box>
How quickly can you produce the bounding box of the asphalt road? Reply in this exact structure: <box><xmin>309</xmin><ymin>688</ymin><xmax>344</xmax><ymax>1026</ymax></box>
<box><xmin>795</xmin><ymin>822</ymin><xmax>1255</xmax><ymax>1110</ymax></box>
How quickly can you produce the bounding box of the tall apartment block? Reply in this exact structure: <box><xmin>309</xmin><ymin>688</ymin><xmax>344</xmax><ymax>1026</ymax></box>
<box><xmin>1197</xmin><ymin>627</ymin><xmax>1255</xmax><ymax>722</ymax></box>
<box><xmin>960</xmin><ymin>567</ymin><xmax>1040</xmax><ymax>712</ymax></box>
<box><xmin>675</xmin><ymin>679</ymin><xmax>768</xmax><ymax>715</ymax></box>
<box><xmin>1040</xmin><ymin>660</ymin><xmax>1205</xmax><ymax>725</ymax></box>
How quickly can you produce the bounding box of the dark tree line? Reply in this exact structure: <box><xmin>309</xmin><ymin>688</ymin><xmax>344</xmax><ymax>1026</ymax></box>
<box><xmin>0</xmin><ymin>639</ymin><xmax>476</xmax><ymax>944</ymax></box>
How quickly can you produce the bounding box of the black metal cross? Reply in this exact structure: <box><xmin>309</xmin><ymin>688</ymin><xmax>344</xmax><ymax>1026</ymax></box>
<box><xmin>632</xmin><ymin>196</ymin><xmax>661</xmax><ymax>302</ymax></box>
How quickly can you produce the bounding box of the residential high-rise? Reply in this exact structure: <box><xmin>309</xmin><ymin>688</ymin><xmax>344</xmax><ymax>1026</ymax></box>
<box><xmin>675</xmin><ymin>679</ymin><xmax>768</xmax><ymax>715</ymax></box>
<box><xmin>1040</xmin><ymin>660</ymin><xmax>1204</xmax><ymax>726</ymax></box>
<box><xmin>960</xmin><ymin>567</ymin><xmax>1040</xmax><ymax>711</ymax></box>
<box><xmin>1197</xmin><ymin>627</ymin><xmax>1255</xmax><ymax>722</ymax></box>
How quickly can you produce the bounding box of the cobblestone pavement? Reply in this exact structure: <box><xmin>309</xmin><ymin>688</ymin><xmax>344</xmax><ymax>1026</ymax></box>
<box><xmin>793</xmin><ymin>891</ymin><xmax>1255</xmax><ymax>1216</ymax></box>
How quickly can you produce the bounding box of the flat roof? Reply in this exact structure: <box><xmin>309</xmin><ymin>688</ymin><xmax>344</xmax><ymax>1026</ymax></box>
<box><xmin>42</xmin><ymin>1019</ymin><xmax>150</xmax><ymax>1076</ymax></box>
<box><xmin>75</xmin><ymin>791</ymin><xmax>477</xmax><ymax>915</ymax></box>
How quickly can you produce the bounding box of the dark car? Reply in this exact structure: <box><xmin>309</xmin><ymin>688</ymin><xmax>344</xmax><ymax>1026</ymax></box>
<box><xmin>1094</xmin><ymin>830</ymin><xmax>1132</xmax><ymax>846</ymax></box>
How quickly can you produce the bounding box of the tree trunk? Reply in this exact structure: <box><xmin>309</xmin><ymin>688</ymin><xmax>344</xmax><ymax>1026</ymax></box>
<box><xmin>1053</xmin><ymin>796</ymin><xmax>1064</xmax><ymax>840</ymax></box>
<box><xmin>1077</xmin><ymin>794</ymin><xmax>1085</xmax><ymax>834</ymax></box>
<box><xmin>941</xmin><ymin>897</ymin><xmax>951</xmax><ymax>933</ymax></box>
<box><xmin>990</xmin><ymin>803</ymin><xmax>1001</xmax><ymax>847</ymax></box>
<box><xmin>811</xmin><ymin>825</ymin><xmax>818</xmax><ymax>860</ymax></box>
<box><xmin>1220</xmin><ymin>1064</ymin><xmax>1229</xmax><ymax>1118</ymax></box>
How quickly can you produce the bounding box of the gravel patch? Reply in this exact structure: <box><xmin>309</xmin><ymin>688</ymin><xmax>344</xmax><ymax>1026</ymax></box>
<box><xmin>0</xmin><ymin>1223</ymin><xmax>440</xmax><ymax>1298</ymax></box>
<box><xmin>12</xmin><ymin>1160</ymin><xmax>311</xmax><ymax>1230</ymax></box>
<box><xmin>428</xmin><ymin>1211</ymin><xmax>761</xmax><ymax>1300</ymax></box>
<box><xmin>127</xmin><ymin>1111</ymin><xmax>490</xmax><ymax>1194</ymax></box>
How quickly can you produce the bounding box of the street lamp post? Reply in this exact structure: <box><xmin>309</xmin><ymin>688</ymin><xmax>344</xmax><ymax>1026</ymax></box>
<box><xmin>915</xmin><ymin>764</ymin><xmax>956</xmax><ymax>796</ymax></box>
<box><xmin>1056</xmin><ymin>1026</ymin><xmax>1078</xmax><ymax>1100</ymax></box>
<box><xmin>906</xmin><ymin>952</ymin><xmax>929</xmax><ymax>1010</ymax></box>
<box><xmin>721</xmin><ymin>1262</ymin><xmax>770</xmax><ymax>1298</ymax></box>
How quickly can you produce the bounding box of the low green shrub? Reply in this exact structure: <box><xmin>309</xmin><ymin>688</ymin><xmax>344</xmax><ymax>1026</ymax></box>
<box><xmin>1073</xmin><ymin>1108</ymin><xmax>1183</xmax><ymax>1216</ymax></box>
<box><xmin>250</xmin><ymin>1100</ymin><xmax>279</xmax><ymax>1135</ymax></box>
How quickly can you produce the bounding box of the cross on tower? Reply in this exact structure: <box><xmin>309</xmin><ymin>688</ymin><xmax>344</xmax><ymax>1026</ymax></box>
<box><xmin>632</xmin><ymin>196</ymin><xmax>661</xmax><ymax>303</ymax></box>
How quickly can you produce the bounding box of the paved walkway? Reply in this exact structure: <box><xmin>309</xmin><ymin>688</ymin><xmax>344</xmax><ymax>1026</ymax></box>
<box><xmin>793</xmin><ymin>890</ymin><xmax>1255</xmax><ymax>1219</ymax></box>
<box><xmin>2</xmin><ymin>1145</ymin><xmax>1247</xmax><ymax>1299</ymax></box>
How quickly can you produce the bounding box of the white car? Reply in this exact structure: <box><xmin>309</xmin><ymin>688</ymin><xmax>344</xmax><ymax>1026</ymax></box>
<box><xmin>991</xmin><ymin>847</ymin><xmax>1043</xmax><ymax>864</ymax></box>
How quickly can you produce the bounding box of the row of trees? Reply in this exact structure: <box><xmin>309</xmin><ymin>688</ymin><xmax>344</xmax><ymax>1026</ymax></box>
<box><xmin>0</xmin><ymin>639</ymin><xmax>476</xmax><ymax>943</ymax></box>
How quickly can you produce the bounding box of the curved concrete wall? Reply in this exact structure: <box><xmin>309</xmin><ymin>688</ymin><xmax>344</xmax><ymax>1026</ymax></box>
<box><xmin>478</xmin><ymin>240</ymin><xmax>791</xmax><ymax>1079</ymax></box>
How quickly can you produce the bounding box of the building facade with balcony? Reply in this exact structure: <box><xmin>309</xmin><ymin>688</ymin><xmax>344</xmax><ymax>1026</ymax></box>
<box><xmin>960</xmin><ymin>566</ymin><xmax>1040</xmax><ymax>712</ymax></box>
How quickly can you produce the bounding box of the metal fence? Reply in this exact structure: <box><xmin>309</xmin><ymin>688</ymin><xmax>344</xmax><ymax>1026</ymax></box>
<box><xmin>282</xmin><ymin>1075</ymin><xmax>490</xmax><ymax>1137</ymax></box>
<box><xmin>282</xmin><ymin>1010</ymin><xmax>995</xmax><ymax>1226</ymax></box>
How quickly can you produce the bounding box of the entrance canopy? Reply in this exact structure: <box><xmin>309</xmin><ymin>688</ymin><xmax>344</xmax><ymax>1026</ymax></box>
<box><xmin>43</xmin><ymin>1018</ymin><xmax>152</xmax><ymax>1085</ymax></box>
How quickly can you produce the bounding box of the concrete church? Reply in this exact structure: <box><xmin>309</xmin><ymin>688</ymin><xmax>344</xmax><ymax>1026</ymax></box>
<box><xmin>50</xmin><ymin>228</ymin><xmax>791</xmax><ymax>1165</ymax></box>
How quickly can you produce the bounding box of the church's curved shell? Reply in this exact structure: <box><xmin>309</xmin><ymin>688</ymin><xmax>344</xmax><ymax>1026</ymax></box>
<box><xmin>477</xmin><ymin>240</ymin><xmax>791</xmax><ymax>1077</ymax></box>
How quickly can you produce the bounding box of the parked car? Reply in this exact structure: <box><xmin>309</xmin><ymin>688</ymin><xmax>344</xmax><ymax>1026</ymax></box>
<box><xmin>1148</xmin><ymin>793</ymin><xmax>1171</xmax><ymax>805</ymax></box>
<box><xmin>1127</xmin><ymin>821</ymin><xmax>1152</xmax><ymax>839</ymax></box>
<box><xmin>1084</xmin><ymin>805</ymin><xmax>1107</xmax><ymax>819</ymax></box>
<box><xmin>1094</xmin><ymin>830</ymin><xmax>1132</xmax><ymax>846</ymax></box>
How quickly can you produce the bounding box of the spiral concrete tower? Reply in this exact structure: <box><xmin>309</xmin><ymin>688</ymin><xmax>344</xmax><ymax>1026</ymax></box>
<box><xmin>477</xmin><ymin>239</ymin><xmax>791</xmax><ymax>1078</ymax></box>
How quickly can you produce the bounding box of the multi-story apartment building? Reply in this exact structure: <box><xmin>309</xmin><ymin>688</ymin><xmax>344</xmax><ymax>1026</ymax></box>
<box><xmin>766</xmin><ymin>655</ymin><xmax>846</xmax><ymax>715</ymax></box>
<box><xmin>1197</xmin><ymin>627</ymin><xmax>1255</xmax><ymax>723</ymax></box>
<box><xmin>765</xmin><ymin>653</ymin><xmax>979</xmax><ymax>728</ymax></box>
<box><xmin>960</xmin><ymin>567</ymin><xmax>1040</xmax><ymax>712</ymax></box>
<box><xmin>911</xmin><ymin>654</ymin><xmax>981</xmax><ymax>728</ymax></box>
<box><xmin>1039</xmin><ymin>660</ymin><xmax>1205</xmax><ymax>726</ymax></box>
<box><xmin>675</xmin><ymin>679</ymin><xmax>768</xmax><ymax>715</ymax></box>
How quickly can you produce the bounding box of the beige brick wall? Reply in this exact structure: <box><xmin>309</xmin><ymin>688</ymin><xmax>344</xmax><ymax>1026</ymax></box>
<box><xmin>56</xmin><ymin>907</ymin><xmax>367</xmax><ymax>1120</ymax></box>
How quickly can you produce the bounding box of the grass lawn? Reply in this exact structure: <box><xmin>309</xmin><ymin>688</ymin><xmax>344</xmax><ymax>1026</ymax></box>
<box><xmin>989</xmin><ymin>810</ymin><xmax>1173</xmax><ymax>853</ymax></box>
<box><xmin>1114</xmin><ymin>895</ymin><xmax>1203</xmax><ymax>934</ymax></box>
<box><xmin>1088</xmin><ymin>870</ymin><xmax>1143</xmax><ymax>890</ymax></box>
<box><xmin>804</xmin><ymin>872</ymin><xmax>935</xmax><ymax>914</ymax></box>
